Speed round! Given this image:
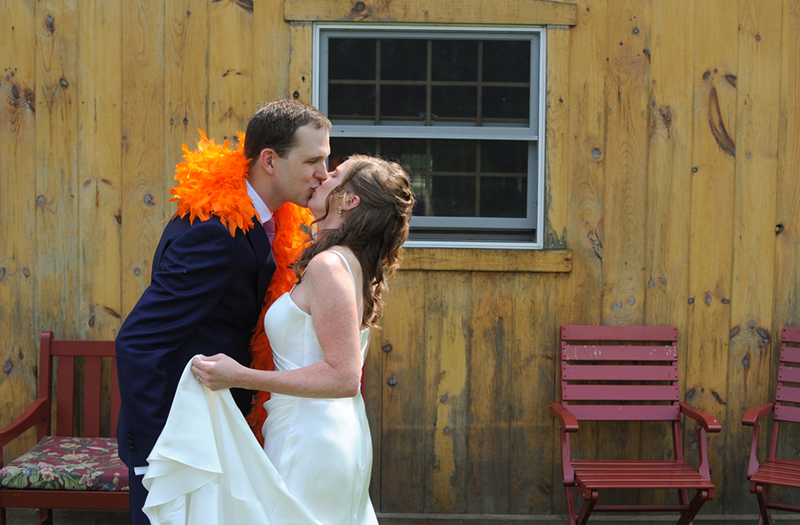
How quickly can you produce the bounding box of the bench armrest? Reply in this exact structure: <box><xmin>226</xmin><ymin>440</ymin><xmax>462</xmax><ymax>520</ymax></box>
<box><xmin>742</xmin><ymin>402</ymin><xmax>774</xmax><ymax>478</ymax></box>
<box><xmin>550</xmin><ymin>401</ymin><xmax>579</xmax><ymax>432</ymax></box>
<box><xmin>679</xmin><ymin>402</ymin><xmax>721</xmax><ymax>432</ymax></box>
<box><xmin>742</xmin><ymin>402</ymin><xmax>774</xmax><ymax>426</ymax></box>
<box><xmin>0</xmin><ymin>398</ymin><xmax>49</xmax><ymax>450</ymax></box>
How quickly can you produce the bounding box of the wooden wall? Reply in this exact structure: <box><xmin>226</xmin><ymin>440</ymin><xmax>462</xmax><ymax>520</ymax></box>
<box><xmin>2</xmin><ymin>0</ymin><xmax>799</xmax><ymax>518</ymax></box>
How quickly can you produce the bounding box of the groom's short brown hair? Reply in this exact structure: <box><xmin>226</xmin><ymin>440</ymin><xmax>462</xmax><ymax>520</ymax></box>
<box><xmin>244</xmin><ymin>100</ymin><xmax>331</xmax><ymax>166</ymax></box>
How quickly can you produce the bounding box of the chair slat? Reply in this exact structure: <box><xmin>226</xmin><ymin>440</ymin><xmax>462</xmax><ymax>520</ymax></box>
<box><xmin>83</xmin><ymin>357</ymin><xmax>102</xmax><ymax>437</ymax></box>
<box><xmin>562</xmin><ymin>344</ymin><xmax>678</xmax><ymax>362</ymax></box>
<box><xmin>563</xmin><ymin>384</ymin><xmax>679</xmax><ymax>401</ymax></box>
<box><xmin>565</xmin><ymin>404</ymin><xmax>680</xmax><ymax>421</ymax></box>
<box><xmin>782</xmin><ymin>345</ymin><xmax>800</xmax><ymax>365</ymax></box>
<box><xmin>562</xmin><ymin>364</ymin><xmax>678</xmax><ymax>381</ymax></box>
<box><xmin>776</xmin><ymin>385</ymin><xmax>800</xmax><ymax>404</ymax></box>
<box><xmin>778</xmin><ymin>364</ymin><xmax>800</xmax><ymax>384</ymax></box>
<box><xmin>562</xmin><ymin>325</ymin><xmax>678</xmax><ymax>342</ymax></box>
<box><xmin>111</xmin><ymin>359</ymin><xmax>121</xmax><ymax>433</ymax></box>
<box><xmin>774</xmin><ymin>404</ymin><xmax>800</xmax><ymax>423</ymax></box>
<box><xmin>782</xmin><ymin>327</ymin><xmax>800</xmax><ymax>344</ymax></box>
<box><xmin>56</xmin><ymin>357</ymin><xmax>75</xmax><ymax>436</ymax></box>
<box><xmin>51</xmin><ymin>340</ymin><xmax>116</xmax><ymax>357</ymax></box>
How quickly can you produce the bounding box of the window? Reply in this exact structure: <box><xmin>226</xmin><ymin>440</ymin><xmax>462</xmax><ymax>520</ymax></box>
<box><xmin>314</xmin><ymin>25</ymin><xmax>546</xmax><ymax>248</ymax></box>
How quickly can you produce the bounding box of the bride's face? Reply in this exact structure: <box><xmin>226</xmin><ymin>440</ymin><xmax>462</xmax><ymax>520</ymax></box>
<box><xmin>309</xmin><ymin>159</ymin><xmax>351</xmax><ymax>220</ymax></box>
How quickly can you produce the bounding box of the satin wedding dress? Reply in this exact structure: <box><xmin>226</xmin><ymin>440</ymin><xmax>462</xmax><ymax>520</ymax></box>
<box><xmin>143</xmin><ymin>250</ymin><xmax>377</xmax><ymax>525</ymax></box>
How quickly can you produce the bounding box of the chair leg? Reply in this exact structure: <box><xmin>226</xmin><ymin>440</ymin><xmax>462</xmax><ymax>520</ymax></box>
<box><xmin>576</xmin><ymin>488</ymin><xmax>598</xmax><ymax>525</ymax></box>
<box><xmin>676</xmin><ymin>489</ymin><xmax>708</xmax><ymax>525</ymax></box>
<box><xmin>565</xmin><ymin>485</ymin><xmax>577</xmax><ymax>525</ymax></box>
<box><xmin>35</xmin><ymin>508</ymin><xmax>53</xmax><ymax>525</ymax></box>
<box><xmin>0</xmin><ymin>505</ymin><xmax>5</xmax><ymax>525</ymax></box>
<box><xmin>754</xmin><ymin>484</ymin><xmax>773</xmax><ymax>525</ymax></box>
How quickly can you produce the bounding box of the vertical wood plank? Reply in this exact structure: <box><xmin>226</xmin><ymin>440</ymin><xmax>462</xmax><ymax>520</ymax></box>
<box><xmin>544</xmin><ymin>26</ymin><xmax>570</xmax><ymax>249</ymax></box>
<box><xmin>289</xmin><ymin>21</ymin><xmax>313</xmax><ymax>105</ymax></box>
<box><xmin>724</xmin><ymin>0</ymin><xmax>782</xmax><ymax>514</ymax></box>
<box><xmin>209</xmin><ymin>0</ymin><xmax>253</xmax><ymax>142</ymax></box>
<box><xmin>509</xmin><ymin>273</ymin><xmax>558</xmax><ymax>514</ymax></box>
<box><xmin>467</xmin><ymin>272</ymin><xmax>512</xmax><ymax>514</ymax></box>
<box><xmin>598</xmin><ymin>2</ymin><xmax>651</xmax><ymax>506</ymax></box>
<box><xmin>641</xmin><ymin>0</ymin><xmax>695</xmax><ymax>506</ymax></box>
<box><xmin>253</xmin><ymin>0</ymin><xmax>291</xmax><ymax>103</ymax></box>
<box><xmin>774</xmin><ymin>0</ymin><xmax>800</xmax><ymax>499</ymax></box>
<box><xmin>555</xmin><ymin>0</ymin><xmax>608</xmax><ymax>513</ymax></box>
<box><xmin>35</xmin><ymin>0</ymin><xmax>79</xmax><ymax>338</ymax></box>
<box><xmin>423</xmin><ymin>272</ymin><xmax>470</xmax><ymax>513</ymax></box>
<box><xmin>685</xmin><ymin>0</ymin><xmax>739</xmax><ymax>501</ymax></box>
<box><xmin>365</xmin><ymin>328</ymin><xmax>382</xmax><ymax>507</ymax></box>
<box><xmin>164</xmin><ymin>0</ymin><xmax>209</xmax><ymax>220</ymax></box>
<box><xmin>379</xmin><ymin>271</ymin><xmax>427</xmax><ymax>512</ymax></box>
<box><xmin>77</xmin><ymin>0</ymin><xmax>123</xmax><ymax>437</ymax></box>
<box><xmin>0</xmin><ymin>0</ymin><xmax>39</xmax><ymax>463</ymax></box>
<box><xmin>121</xmin><ymin>0</ymin><xmax>166</xmax><ymax>317</ymax></box>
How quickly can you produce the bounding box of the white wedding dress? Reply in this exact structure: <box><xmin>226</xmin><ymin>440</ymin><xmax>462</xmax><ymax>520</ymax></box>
<box><xmin>142</xmin><ymin>251</ymin><xmax>377</xmax><ymax>525</ymax></box>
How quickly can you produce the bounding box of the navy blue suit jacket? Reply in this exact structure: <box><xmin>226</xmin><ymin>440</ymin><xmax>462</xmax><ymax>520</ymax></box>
<box><xmin>115</xmin><ymin>214</ymin><xmax>275</xmax><ymax>469</ymax></box>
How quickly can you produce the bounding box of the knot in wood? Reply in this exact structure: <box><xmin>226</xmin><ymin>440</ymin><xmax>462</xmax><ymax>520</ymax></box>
<box><xmin>0</xmin><ymin>267</ymin><xmax>5</xmax><ymax>283</ymax></box>
<box><xmin>387</xmin><ymin>375</ymin><xmax>397</xmax><ymax>387</ymax></box>
<box><xmin>292</xmin><ymin>91</ymin><xmax>300</xmax><ymax>100</ymax></box>
<box><xmin>37</xmin><ymin>195</ymin><xmax>46</xmax><ymax>207</ymax></box>
<box><xmin>382</xmin><ymin>343</ymin><xmax>392</xmax><ymax>353</ymax></box>
<box><xmin>3</xmin><ymin>358</ymin><xmax>12</xmax><ymax>375</ymax></box>
<box><xmin>22</xmin><ymin>268</ymin><xmax>30</xmax><ymax>277</ymax></box>
<box><xmin>354</xmin><ymin>2</ymin><xmax>366</xmax><ymax>12</ymax></box>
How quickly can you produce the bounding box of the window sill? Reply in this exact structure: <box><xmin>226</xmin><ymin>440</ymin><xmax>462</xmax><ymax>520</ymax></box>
<box><xmin>401</xmin><ymin>248</ymin><xmax>572</xmax><ymax>273</ymax></box>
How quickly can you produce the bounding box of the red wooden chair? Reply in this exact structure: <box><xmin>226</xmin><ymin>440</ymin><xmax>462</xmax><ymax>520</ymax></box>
<box><xmin>0</xmin><ymin>332</ymin><xmax>128</xmax><ymax>525</ymax></box>
<box><xmin>550</xmin><ymin>325</ymin><xmax>721</xmax><ymax>525</ymax></box>
<box><xmin>742</xmin><ymin>326</ymin><xmax>800</xmax><ymax>524</ymax></box>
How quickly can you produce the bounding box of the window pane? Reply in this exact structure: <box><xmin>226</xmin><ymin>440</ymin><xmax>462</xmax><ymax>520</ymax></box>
<box><xmin>431</xmin><ymin>85</ymin><xmax>477</xmax><ymax>121</ymax></box>
<box><xmin>432</xmin><ymin>40</ymin><xmax>478</xmax><ymax>81</ymax></box>
<box><xmin>480</xmin><ymin>141</ymin><xmax>528</xmax><ymax>218</ymax></box>
<box><xmin>329</xmin><ymin>38</ymin><xmax>376</xmax><ymax>80</ymax></box>
<box><xmin>380</xmin><ymin>40</ymin><xmax>427</xmax><ymax>81</ymax></box>
<box><xmin>430</xmin><ymin>176</ymin><xmax>476</xmax><ymax>217</ymax></box>
<box><xmin>380</xmin><ymin>85</ymin><xmax>426</xmax><ymax>120</ymax></box>
<box><xmin>482</xmin><ymin>86</ymin><xmax>529</xmax><ymax>121</ymax></box>
<box><xmin>431</xmin><ymin>140</ymin><xmax>475</xmax><ymax>172</ymax></box>
<box><xmin>481</xmin><ymin>140</ymin><xmax>527</xmax><ymax>173</ymax></box>
<box><xmin>328</xmin><ymin>84</ymin><xmax>375</xmax><ymax>120</ymax></box>
<box><xmin>329</xmin><ymin>137</ymin><xmax>376</xmax><ymax>169</ymax></box>
<box><xmin>482</xmin><ymin>40</ymin><xmax>530</xmax><ymax>83</ymax></box>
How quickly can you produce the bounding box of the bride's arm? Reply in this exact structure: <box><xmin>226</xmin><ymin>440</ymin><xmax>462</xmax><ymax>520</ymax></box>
<box><xmin>191</xmin><ymin>251</ymin><xmax>364</xmax><ymax>398</ymax></box>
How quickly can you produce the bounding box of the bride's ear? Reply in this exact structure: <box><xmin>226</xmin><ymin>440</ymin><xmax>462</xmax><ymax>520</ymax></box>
<box><xmin>343</xmin><ymin>194</ymin><xmax>360</xmax><ymax>212</ymax></box>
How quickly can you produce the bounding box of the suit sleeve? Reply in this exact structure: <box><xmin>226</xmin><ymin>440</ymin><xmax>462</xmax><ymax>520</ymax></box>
<box><xmin>116</xmin><ymin>219</ymin><xmax>236</xmax><ymax>465</ymax></box>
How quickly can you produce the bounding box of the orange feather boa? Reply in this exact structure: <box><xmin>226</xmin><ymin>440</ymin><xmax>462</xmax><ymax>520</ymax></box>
<box><xmin>171</xmin><ymin>130</ymin><xmax>314</xmax><ymax>446</ymax></box>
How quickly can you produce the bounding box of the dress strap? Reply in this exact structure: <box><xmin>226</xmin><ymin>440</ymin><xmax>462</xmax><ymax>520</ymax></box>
<box><xmin>328</xmin><ymin>249</ymin><xmax>356</xmax><ymax>286</ymax></box>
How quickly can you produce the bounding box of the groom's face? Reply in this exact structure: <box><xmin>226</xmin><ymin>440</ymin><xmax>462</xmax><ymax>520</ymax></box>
<box><xmin>273</xmin><ymin>124</ymin><xmax>330</xmax><ymax>207</ymax></box>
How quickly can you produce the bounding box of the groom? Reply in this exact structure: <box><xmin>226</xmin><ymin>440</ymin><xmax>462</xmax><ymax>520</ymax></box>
<box><xmin>115</xmin><ymin>100</ymin><xmax>331</xmax><ymax>524</ymax></box>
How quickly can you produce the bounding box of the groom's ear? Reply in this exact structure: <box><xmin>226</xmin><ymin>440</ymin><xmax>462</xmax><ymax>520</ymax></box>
<box><xmin>260</xmin><ymin>148</ymin><xmax>278</xmax><ymax>174</ymax></box>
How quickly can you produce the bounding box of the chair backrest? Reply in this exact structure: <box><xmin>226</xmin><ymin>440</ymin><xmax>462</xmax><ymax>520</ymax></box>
<box><xmin>775</xmin><ymin>327</ymin><xmax>800</xmax><ymax>424</ymax></box>
<box><xmin>560</xmin><ymin>325</ymin><xmax>680</xmax><ymax>422</ymax></box>
<box><xmin>39</xmin><ymin>332</ymin><xmax>119</xmax><ymax>439</ymax></box>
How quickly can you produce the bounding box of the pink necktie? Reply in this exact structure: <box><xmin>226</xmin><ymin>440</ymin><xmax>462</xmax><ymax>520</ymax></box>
<box><xmin>264</xmin><ymin>216</ymin><xmax>276</xmax><ymax>245</ymax></box>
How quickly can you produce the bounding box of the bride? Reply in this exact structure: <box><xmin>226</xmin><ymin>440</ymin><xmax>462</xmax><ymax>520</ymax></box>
<box><xmin>145</xmin><ymin>155</ymin><xmax>414</xmax><ymax>525</ymax></box>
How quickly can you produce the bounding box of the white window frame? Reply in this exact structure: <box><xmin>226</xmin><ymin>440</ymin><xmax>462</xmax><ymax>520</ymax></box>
<box><xmin>313</xmin><ymin>24</ymin><xmax>547</xmax><ymax>250</ymax></box>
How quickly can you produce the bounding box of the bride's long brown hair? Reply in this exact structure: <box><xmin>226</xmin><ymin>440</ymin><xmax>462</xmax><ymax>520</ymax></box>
<box><xmin>293</xmin><ymin>155</ymin><xmax>415</xmax><ymax>327</ymax></box>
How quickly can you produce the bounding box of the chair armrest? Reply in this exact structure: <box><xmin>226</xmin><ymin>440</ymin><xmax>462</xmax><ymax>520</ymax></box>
<box><xmin>742</xmin><ymin>402</ymin><xmax>774</xmax><ymax>426</ymax></box>
<box><xmin>741</xmin><ymin>402</ymin><xmax>774</xmax><ymax>478</ymax></box>
<box><xmin>550</xmin><ymin>402</ymin><xmax>579</xmax><ymax>432</ymax></box>
<box><xmin>0</xmin><ymin>398</ymin><xmax>49</xmax><ymax>450</ymax></box>
<box><xmin>679</xmin><ymin>402</ymin><xmax>721</xmax><ymax>432</ymax></box>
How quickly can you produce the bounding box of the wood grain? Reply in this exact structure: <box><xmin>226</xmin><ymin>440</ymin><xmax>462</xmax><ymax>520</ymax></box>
<box><xmin>284</xmin><ymin>0</ymin><xmax>579</xmax><ymax>26</ymax></box>
<box><xmin>0</xmin><ymin>0</ymin><xmax>39</xmax><ymax>463</ymax></box>
<box><xmin>402</xmin><ymin>249</ymin><xmax>571</xmax><ymax>273</ymax></box>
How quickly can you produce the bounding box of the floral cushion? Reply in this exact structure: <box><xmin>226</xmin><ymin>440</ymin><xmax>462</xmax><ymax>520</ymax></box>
<box><xmin>0</xmin><ymin>436</ymin><xmax>129</xmax><ymax>491</ymax></box>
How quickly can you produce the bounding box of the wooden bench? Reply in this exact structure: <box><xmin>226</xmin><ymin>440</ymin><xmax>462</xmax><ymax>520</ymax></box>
<box><xmin>550</xmin><ymin>325</ymin><xmax>721</xmax><ymax>525</ymax></box>
<box><xmin>0</xmin><ymin>332</ymin><xmax>128</xmax><ymax>525</ymax></box>
<box><xmin>742</xmin><ymin>326</ymin><xmax>800</xmax><ymax>525</ymax></box>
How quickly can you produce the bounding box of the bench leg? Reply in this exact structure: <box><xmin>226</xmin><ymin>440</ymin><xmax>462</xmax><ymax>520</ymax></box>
<box><xmin>577</xmin><ymin>488</ymin><xmax>598</xmax><ymax>525</ymax></box>
<box><xmin>754</xmin><ymin>484</ymin><xmax>773</xmax><ymax>525</ymax></box>
<box><xmin>676</xmin><ymin>489</ymin><xmax>708</xmax><ymax>525</ymax></box>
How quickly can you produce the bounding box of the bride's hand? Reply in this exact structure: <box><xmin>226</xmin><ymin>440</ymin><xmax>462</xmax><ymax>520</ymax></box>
<box><xmin>191</xmin><ymin>354</ymin><xmax>244</xmax><ymax>391</ymax></box>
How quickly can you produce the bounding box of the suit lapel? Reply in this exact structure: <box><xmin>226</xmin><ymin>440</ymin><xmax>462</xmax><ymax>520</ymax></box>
<box><xmin>246</xmin><ymin>219</ymin><xmax>275</xmax><ymax>303</ymax></box>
